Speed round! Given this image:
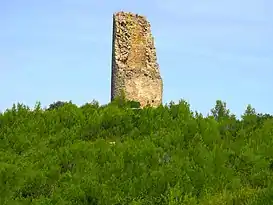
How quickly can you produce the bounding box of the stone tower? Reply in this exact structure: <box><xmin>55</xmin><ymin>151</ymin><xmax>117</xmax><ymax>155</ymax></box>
<box><xmin>111</xmin><ymin>11</ymin><xmax>163</xmax><ymax>107</ymax></box>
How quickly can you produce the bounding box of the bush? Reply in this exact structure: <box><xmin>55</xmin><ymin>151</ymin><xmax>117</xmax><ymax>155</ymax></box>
<box><xmin>0</xmin><ymin>99</ymin><xmax>273</xmax><ymax>204</ymax></box>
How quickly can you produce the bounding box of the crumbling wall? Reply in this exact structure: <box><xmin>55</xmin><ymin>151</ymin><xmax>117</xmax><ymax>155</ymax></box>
<box><xmin>111</xmin><ymin>11</ymin><xmax>163</xmax><ymax>107</ymax></box>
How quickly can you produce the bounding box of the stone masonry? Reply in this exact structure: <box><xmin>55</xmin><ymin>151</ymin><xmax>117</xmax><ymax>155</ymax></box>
<box><xmin>111</xmin><ymin>11</ymin><xmax>163</xmax><ymax>107</ymax></box>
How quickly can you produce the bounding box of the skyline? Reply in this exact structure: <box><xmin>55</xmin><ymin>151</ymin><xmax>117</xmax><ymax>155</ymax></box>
<box><xmin>1</xmin><ymin>0</ymin><xmax>272</xmax><ymax>117</ymax></box>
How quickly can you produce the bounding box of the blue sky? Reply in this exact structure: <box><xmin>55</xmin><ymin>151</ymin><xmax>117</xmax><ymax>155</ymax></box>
<box><xmin>1</xmin><ymin>0</ymin><xmax>272</xmax><ymax>117</ymax></box>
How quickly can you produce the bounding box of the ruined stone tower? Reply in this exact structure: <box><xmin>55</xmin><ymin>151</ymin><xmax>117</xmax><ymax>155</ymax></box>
<box><xmin>111</xmin><ymin>11</ymin><xmax>163</xmax><ymax>107</ymax></box>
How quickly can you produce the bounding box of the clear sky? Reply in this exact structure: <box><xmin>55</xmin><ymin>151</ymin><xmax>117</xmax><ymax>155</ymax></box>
<box><xmin>1</xmin><ymin>0</ymin><xmax>272</xmax><ymax>117</ymax></box>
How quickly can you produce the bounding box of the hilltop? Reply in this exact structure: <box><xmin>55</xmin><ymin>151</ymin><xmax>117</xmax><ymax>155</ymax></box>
<box><xmin>1</xmin><ymin>97</ymin><xmax>273</xmax><ymax>204</ymax></box>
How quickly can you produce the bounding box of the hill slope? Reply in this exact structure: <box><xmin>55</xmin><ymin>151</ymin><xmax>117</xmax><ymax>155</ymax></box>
<box><xmin>1</xmin><ymin>99</ymin><xmax>273</xmax><ymax>204</ymax></box>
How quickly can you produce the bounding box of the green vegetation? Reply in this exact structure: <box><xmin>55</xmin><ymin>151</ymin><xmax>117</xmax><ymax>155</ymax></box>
<box><xmin>1</xmin><ymin>97</ymin><xmax>273</xmax><ymax>204</ymax></box>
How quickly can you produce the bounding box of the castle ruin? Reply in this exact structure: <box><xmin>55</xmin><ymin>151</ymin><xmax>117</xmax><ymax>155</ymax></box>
<box><xmin>111</xmin><ymin>11</ymin><xmax>163</xmax><ymax>107</ymax></box>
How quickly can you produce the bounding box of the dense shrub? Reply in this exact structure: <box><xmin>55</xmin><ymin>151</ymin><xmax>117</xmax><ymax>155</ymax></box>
<box><xmin>0</xmin><ymin>98</ymin><xmax>273</xmax><ymax>204</ymax></box>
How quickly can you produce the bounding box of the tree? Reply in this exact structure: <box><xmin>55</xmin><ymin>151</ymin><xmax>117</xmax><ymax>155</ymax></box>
<box><xmin>46</xmin><ymin>101</ymin><xmax>71</xmax><ymax>111</ymax></box>
<box><xmin>210</xmin><ymin>100</ymin><xmax>230</xmax><ymax>121</ymax></box>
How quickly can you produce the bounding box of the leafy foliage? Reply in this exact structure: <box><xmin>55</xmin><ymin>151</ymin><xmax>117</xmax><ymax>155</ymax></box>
<box><xmin>1</xmin><ymin>98</ymin><xmax>273</xmax><ymax>204</ymax></box>
<box><xmin>46</xmin><ymin>101</ymin><xmax>73</xmax><ymax>111</ymax></box>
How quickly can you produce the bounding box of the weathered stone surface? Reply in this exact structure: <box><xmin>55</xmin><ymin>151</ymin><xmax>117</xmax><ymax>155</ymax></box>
<box><xmin>111</xmin><ymin>11</ymin><xmax>163</xmax><ymax>107</ymax></box>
